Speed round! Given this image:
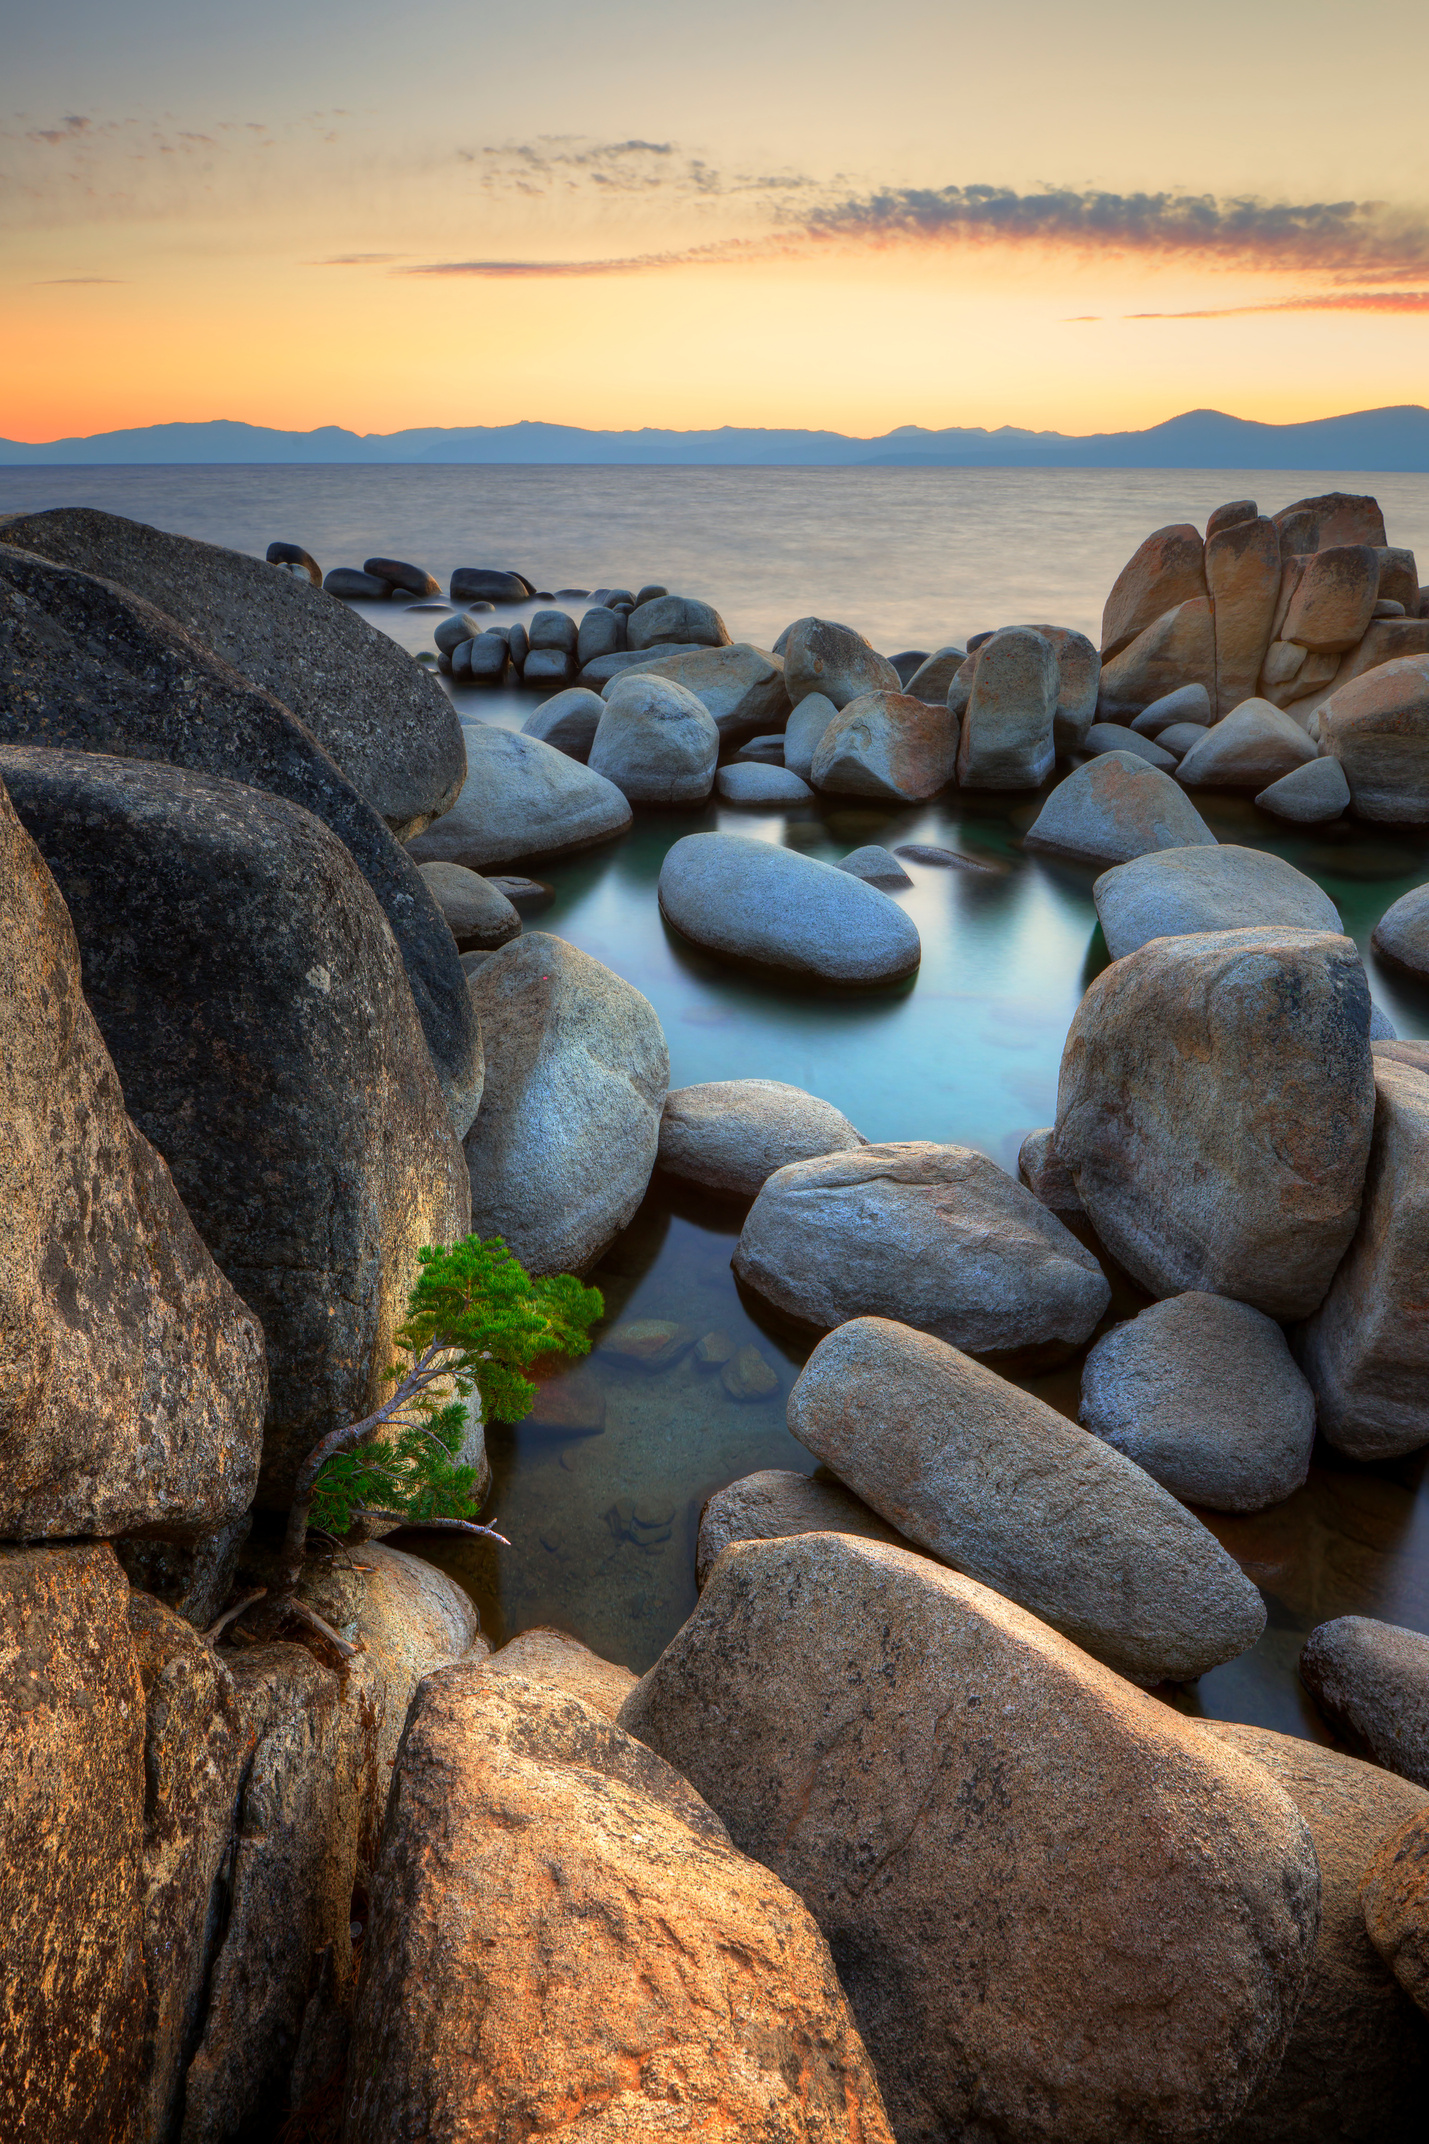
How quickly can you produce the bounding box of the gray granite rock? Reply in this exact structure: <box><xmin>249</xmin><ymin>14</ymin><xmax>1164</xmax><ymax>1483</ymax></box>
<box><xmin>1372</xmin><ymin>883</ymin><xmax>1429</xmax><ymax>979</ymax></box>
<box><xmin>782</xmin><ymin>691</ymin><xmax>839</xmax><ymax>778</ymax></box>
<box><xmin>464</xmin><ymin>934</ymin><xmax>668</xmax><ymax>1275</ymax></box>
<box><xmin>1093</xmin><ymin>844</ymin><xmax>1342</xmax><ymax>961</ymax></box>
<box><xmin>576</xmin><ymin>605</ymin><xmax>624</xmax><ymax>664</ymax></box>
<box><xmin>714</xmin><ymin>761</ymin><xmax>814</xmax><ymax>803</ymax></box>
<box><xmin>734</xmin><ymin>1143</ymin><xmax>1109</xmax><ymax>1360</ymax></box>
<box><xmin>836</xmin><ymin>844</ymin><xmax>913</xmax><ymax>886</ymax></box>
<box><xmin>589</xmin><ymin>673</ymin><xmax>720</xmax><ymax>804</ymax></box>
<box><xmin>1155</xmin><ymin>721</ymin><xmax>1210</xmax><ymax>758</ymax></box>
<box><xmin>1</xmin><ymin>746</ymin><xmax>471</xmax><ymax>1506</ymax></box>
<box><xmin>658</xmin><ymin>831</ymin><xmax>921</xmax><ymax>985</ymax></box>
<box><xmin>0</xmin><ymin>507</ymin><xmax>465</xmax><ymax>839</ymax></box>
<box><xmin>1017</xmin><ymin>1124</ymin><xmax>1085</xmax><ymax>1222</ymax></box>
<box><xmin>323</xmin><ymin>566</ymin><xmax>391</xmax><ymax>599</ymax></box>
<box><xmin>0</xmin><ymin>540</ymin><xmax>483</xmax><ymax>1135</ymax></box>
<box><xmin>957</xmin><ymin>627</ymin><xmax>1058</xmax><ymax>789</ymax></box>
<box><xmin>788</xmin><ymin>1316</ymin><xmax>1267</xmax><ymax>1682</ymax></box>
<box><xmin>1080</xmin><ymin>1293</ymin><xmax>1316</xmax><ymax>1511</ymax></box>
<box><xmin>626</xmin><ymin>594</ymin><xmax>729</xmax><ymax>651</ymax></box>
<box><xmin>781</xmin><ymin>617</ymin><xmax>900</xmax><ymax>709</ymax></box>
<box><xmin>1057</xmin><ymin>925</ymin><xmax>1375</xmax><ymax>1318</ymax></box>
<box><xmin>1301</xmin><ymin>1618</ymin><xmax>1429</xmax><ymax>1789</ymax></box>
<box><xmin>659</xmin><ymin>1078</ymin><xmax>866</xmax><ymax>1199</ymax></box>
<box><xmin>416</xmin><ymin>861</ymin><xmax>522</xmax><ymax>949</ymax></box>
<box><xmin>1177</xmin><ymin>700</ymin><xmax>1318</xmax><ymax>788</ymax></box>
<box><xmin>1083</xmin><ymin>722</ymin><xmax>1177</xmax><ymax>770</ymax></box>
<box><xmin>1025</xmin><ymin>752</ymin><xmax>1218</xmax><ymax>866</ymax></box>
<box><xmin>696</xmin><ymin>1468</ymin><xmax>912</xmax><ymax>1588</ymax></box>
<box><xmin>603</xmin><ymin>643</ymin><xmax>789</xmax><ymax>740</ymax></box>
<box><xmin>810</xmin><ymin>690</ymin><xmax>959</xmax><ymax>801</ymax></box>
<box><xmin>520</xmin><ymin>686</ymin><xmax>605</xmax><ymax>761</ymax></box>
<box><xmin>1131</xmin><ymin>682</ymin><xmax>1215</xmax><ymax>735</ymax></box>
<box><xmin>406</xmin><ymin>724</ymin><xmax>631</xmax><ymax>870</ymax></box>
<box><xmin>618</xmin><ymin>1532</ymin><xmax>1315</xmax><ymax>2144</ymax></box>
<box><xmin>1256</xmin><ymin>753</ymin><xmax>1352</xmax><ymax>822</ymax></box>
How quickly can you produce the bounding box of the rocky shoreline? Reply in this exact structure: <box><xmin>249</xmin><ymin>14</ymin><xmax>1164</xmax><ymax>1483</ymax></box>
<box><xmin>2</xmin><ymin>491</ymin><xmax>1428</xmax><ymax>2139</ymax></box>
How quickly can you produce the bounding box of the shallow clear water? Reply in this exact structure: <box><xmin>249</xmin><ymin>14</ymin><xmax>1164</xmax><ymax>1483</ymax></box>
<box><xmin>6</xmin><ymin>463</ymin><xmax>1428</xmax><ymax>1729</ymax></box>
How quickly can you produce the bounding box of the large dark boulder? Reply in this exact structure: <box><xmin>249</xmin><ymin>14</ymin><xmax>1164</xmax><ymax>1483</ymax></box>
<box><xmin>0</xmin><ymin>746</ymin><xmax>471</xmax><ymax>1506</ymax></box>
<box><xmin>0</xmin><ymin>541</ymin><xmax>481</xmax><ymax>1133</ymax></box>
<box><xmin>0</xmin><ymin>505</ymin><xmax>464</xmax><ymax>838</ymax></box>
<box><xmin>0</xmin><ymin>770</ymin><xmax>266</xmax><ymax>1540</ymax></box>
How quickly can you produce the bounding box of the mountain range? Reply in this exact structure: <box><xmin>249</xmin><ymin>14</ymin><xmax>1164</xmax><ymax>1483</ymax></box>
<box><xmin>3</xmin><ymin>406</ymin><xmax>1429</xmax><ymax>469</ymax></box>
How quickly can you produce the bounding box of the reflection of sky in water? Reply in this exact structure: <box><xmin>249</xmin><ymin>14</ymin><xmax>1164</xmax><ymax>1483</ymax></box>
<box><xmin>14</xmin><ymin>464</ymin><xmax>1425</xmax><ymax>1726</ymax></box>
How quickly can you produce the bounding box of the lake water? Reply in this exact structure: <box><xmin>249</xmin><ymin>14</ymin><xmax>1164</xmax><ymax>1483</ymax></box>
<box><xmin>6</xmin><ymin>462</ymin><xmax>1428</xmax><ymax>1736</ymax></box>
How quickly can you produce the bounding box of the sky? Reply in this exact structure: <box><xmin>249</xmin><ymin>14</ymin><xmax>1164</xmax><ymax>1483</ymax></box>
<box><xmin>3</xmin><ymin>0</ymin><xmax>1428</xmax><ymax>441</ymax></box>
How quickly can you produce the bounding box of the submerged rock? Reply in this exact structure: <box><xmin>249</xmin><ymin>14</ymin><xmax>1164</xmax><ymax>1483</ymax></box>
<box><xmin>658</xmin><ymin>831</ymin><xmax>921</xmax><ymax>985</ymax></box>
<box><xmin>659</xmin><ymin>1077</ymin><xmax>865</xmax><ymax>1198</ymax></box>
<box><xmin>0</xmin><ymin>505</ymin><xmax>465</xmax><ymax>839</ymax></box>
<box><xmin>1092</xmin><ymin>843</ymin><xmax>1342</xmax><ymax>961</ymax></box>
<box><xmin>405</xmin><ymin>723</ymin><xmax>632</xmax><ymax>870</ymax></box>
<box><xmin>3</xmin><ymin>746</ymin><xmax>470</xmax><ymax>1507</ymax></box>
<box><xmin>1056</xmin><ymin>925</ymin><xmax>1375</xmax><ymax>1318</ymax></box>
<box><xmin>464</xmin><ymin>933</ymin><xmax>668</xmax><ymax>1276</ymax></box>
<box><xmin>0</xmin><ymin>775</ymin><xmax>266</xmax><ymax>1539</ymax></box>
<box><xmin>1024</xmin><ymin>752</ymin><xmax>1217</xmax><ymax>866</ymax></box>
<box><xmin>345</xmin><ymin>1667</ymin><xmax>895</xmax><ymax>2143</ymax></box>
<box><xmin>734</xmin><ymin>1143</ymin><xmax>1109</xmax><ymax>1361</ymax></box>
<box><xmin>618</xmin><ymin>1532</ymin><xmax>1317</xmax><ymax>2144</ymax></box>
<box><xmin>788</xmin><ymin>1317</ymin><xmax>1265</xmax><ymax>1682</ymax></box>
<box><xmin>1080</xmin><ymin>1293</ymin><xmax>1316</xmax><ymax>1511</ymax></box>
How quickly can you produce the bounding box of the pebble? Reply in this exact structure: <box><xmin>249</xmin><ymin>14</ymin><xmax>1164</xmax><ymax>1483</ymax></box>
<box><xmin>838</xmin><ymin>845</ymin><xmax>913</xmax><ymax>887</ymax></box>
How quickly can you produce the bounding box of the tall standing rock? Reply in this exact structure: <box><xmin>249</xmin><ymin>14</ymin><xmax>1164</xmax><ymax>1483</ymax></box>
<box><xmin>0</xmin><ymin>543</ymin><xmax>482</xmax><ymax>1135</ymax></box>
<box><xmin>0</xmin><ymin>505</ymin><xmax>466</xmax><ymax>839</ymax></box>
<box><xmin>1101</xmin><ymin>522</ymin><xmax>1207</xmax><ymax>658</ymax></box>
<box><xmin>345</xmin><ymin>1666</ymin><xmax>896</xmax><ymax>2143</ymax></box>
<box><xmin>1297</xmin><ymin>1052</ymin><xmax>1429</xmax><ymax>1459</ymax></box>
<box><xmin>618</xmin><ymin>1533</ymin><xmax>1320</xmax><ymax>2144</ymax></box>
<box><xmin>0</xmin><ymin>773</ymin><xmax>266</xmax><ymax>1540</ymax></box>
<box><xmin>1207</xmin><ymin>513</ymin><xmax>1281</xmax><ymax>715</ymax></box>
<box><xmin>0</xmin><ymin>1543</ymin><xmax>148</xmax><ymax>2144</ymax></box>
<box><xmin>1</xmin><ymin>747</ymin><xmax>470</xmax><ymax>1507</ymax></box>
<box><xmin>464</xmin><ymin>933</ymin><xmax>668</xmax><ymax>1276</ymax></box>
<box><xmin>1056</xmin><ymin>925</ymin><xmax>1375</xmax><ymax>1317</ymax></box>
<box><xmin>956</xmin><ymin>625</ymin><xmax>1058</xmax><ymax>789</ymax></box>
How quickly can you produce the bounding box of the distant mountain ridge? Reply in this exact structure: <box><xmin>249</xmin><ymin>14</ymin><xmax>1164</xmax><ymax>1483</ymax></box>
<box><xmin>3</xmin><ymin>406</ymin><xmax>1429</xmax><ymax>469</ymax></box>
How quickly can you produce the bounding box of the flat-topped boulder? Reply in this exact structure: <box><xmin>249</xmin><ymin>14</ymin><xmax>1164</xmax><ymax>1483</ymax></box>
<box><xmin>658</xmin><ymin>1077</ymin><xmax>866</xmax><ymax>1198</ymax></box>
<box><xmin>788</xmin><ymin>1317</ymin><xmax>1265</xmax><ymax>1682</ymax></box>
<box><xmin>734</xmin><ymin>1142</ymin><xmax>1109</xmax><ymax>1361</ymax></box>
<box><xmin>345</xmin><ymin>1667</ymin><xmax>895</xmax><ymax>2143</ymax></box>
<box><xmin>0</xmin><ymin>541</ymin><xmax>483</xmax><ymax>1134</ymax></box>
<box><xmin>0</xmin><ymin>505</ymin><xmax>465</xmax><ymax>838</ymax></box>
<box><xmin>1057</xmin><ymin>924</ymin><xmax>1375</xmax><ymax>1317</ymax></box>
<box><xmin>406</xmin><ymin>722</ymin><xmax>632</xmax><ymax>870</ymax></box>
<box><xmin>659</xmin><ymin>831</ymin><xmax>921</xmax><ymax>985</ymax></box>
<box><xmin>1025</xmin><ymin>751</ymin><xmax>1218</xmax><ymax>866</ymax></box>
<box><xmin>464</xmin><ymin>933</ymin><xmax>668</xmax><ymax>1275</ymax></box>
<box><xmin>618</xmin><ymin>1533</ymin><xmax>1318</xmax><ymax>2144</ymax></box>
<box><xmin>1</xmin><ymin>775</ymin><xmax>266</xmax><ymax>1538</ymax></box>
<box><xmin>1093</xmin><ymin>843</ymin><xmax>1342</xmax><ymax>960</ymax></box>
<box><xmin>2</xmin><ymin>746</ymin><xmax>470</xmax><ymax>1506</ymax></box>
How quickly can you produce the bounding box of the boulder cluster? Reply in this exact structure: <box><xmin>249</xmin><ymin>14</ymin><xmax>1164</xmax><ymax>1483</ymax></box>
<box><xmin>3</xmin><ymin>497</ymin><xmax>1428</xmax><ymax>2141</ymax></box>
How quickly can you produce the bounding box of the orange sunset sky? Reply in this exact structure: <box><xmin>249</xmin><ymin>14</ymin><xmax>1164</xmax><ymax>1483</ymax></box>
<box><xmin>4</xmin><ymin>0</ymin><xmax>1428</xmax><ymax>443</ymax></box>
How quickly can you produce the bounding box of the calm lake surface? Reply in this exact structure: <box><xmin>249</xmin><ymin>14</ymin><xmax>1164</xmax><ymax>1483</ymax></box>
<box><xmin>7</xmin><ymin>462</ymin><xmax>1429</xmax><ymax>1735</ymax></box>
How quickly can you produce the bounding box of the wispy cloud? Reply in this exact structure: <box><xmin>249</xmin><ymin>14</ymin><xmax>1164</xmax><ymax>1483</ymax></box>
<box><xmin>33</xmin><ymin>274</ymin><xmax>123</xmax><ymax>284</ymax></box>
<box><xmin>1130</xmin><ymin>289</ymin><xmax>1429</xmax><ymax>318</ymax></box>
<box><xmin>317</xmin><ymin>252</ymin><xmax>406</xmax><ymax>265</ymax></box>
